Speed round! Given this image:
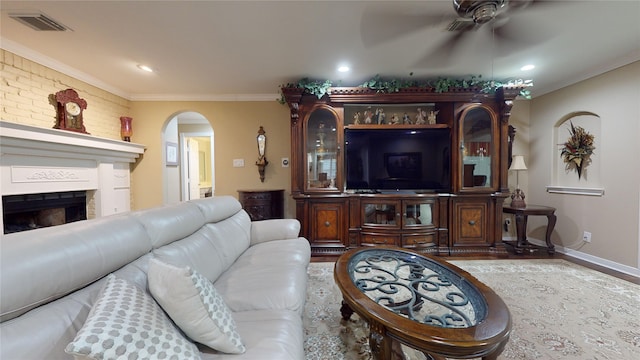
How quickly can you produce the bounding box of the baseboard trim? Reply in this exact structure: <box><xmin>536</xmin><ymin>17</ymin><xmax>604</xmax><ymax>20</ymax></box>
<box><xmin>523</xmin><ymin>237</ymin><xmax>640</xmax><ymax>278</ymax></box>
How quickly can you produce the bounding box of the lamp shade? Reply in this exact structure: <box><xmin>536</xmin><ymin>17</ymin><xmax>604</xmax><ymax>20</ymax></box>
<box><xmin>509</xmin><ymin>155</ymin><xmax>527</xmax><ymax>171</ymax></box>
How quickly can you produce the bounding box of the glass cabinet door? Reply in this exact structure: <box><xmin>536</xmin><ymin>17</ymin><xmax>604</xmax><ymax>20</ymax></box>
<box><xmin>461</xmin><ymin>106</ymin><xmax>494</xmax><ymax>189</ymax></box>
<box><xmin>362</xmin><ymin>200</ymin><xmax>400</xmax><ymax>228</ymax></box>
<box><xmin>306</xmin><ymin>108</ymin><xmax>339</xmax><ymax>191</ymax></box>
<box><xmin>403</xmin><ymin>200</ymin><xmax>434</xmax><ymax>228</ymax></box>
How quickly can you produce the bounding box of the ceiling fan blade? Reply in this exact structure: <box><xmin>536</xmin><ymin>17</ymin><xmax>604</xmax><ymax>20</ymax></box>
<box><xmin>491</xmin><ymin>11</ymin><xmax>558</xmax><ymax>56</ymax></box>
<box><xmin>360</xmin><ymin>9</ymin><xmax>448</xmax><ymax>48</ymax></box>
<box><xmin>413</xmin><ymin>31</ymin><xmax>468</xmax><ymax>69</ymax></box>
<box><xmin>508</xmin><ymin>0</ymin><xmax>560</xmax><ymax>11</ymax></box>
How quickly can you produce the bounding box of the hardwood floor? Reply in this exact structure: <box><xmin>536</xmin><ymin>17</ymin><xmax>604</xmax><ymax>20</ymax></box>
<box><xmin>311</xmin><ymin>246</ymin><xmax>640</xmax><ymax>285</ymax></box>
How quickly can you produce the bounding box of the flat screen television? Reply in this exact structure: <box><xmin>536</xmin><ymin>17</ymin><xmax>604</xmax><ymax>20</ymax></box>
<box><xmin>345</xmin><ymin>128</ymin><xmax>451</xmax><ymax>192</ymax></box>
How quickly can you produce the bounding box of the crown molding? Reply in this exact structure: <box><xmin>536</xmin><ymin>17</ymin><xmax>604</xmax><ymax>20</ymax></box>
<box><xmin>129</xmin><ymin>93</ymin><xmax>281</xmax><ymax>102</ymax></box>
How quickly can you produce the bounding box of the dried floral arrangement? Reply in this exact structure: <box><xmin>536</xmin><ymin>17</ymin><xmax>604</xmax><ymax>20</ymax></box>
<box><xmin>560</xmin><ymin>122</ymin><xmax>595</xmax><ymax>179</ymax></box>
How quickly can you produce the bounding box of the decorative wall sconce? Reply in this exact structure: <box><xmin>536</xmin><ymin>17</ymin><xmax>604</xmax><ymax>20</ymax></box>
<box><xmin>120</xmin><ymin>116</ymin><xmax>133</xmax><ymax>142</ymax></box>
<box><xmin>255</xmin><ymin>126</ymin><xmax>268</xmax><ymax>182</ymax></box>
<box><xmin>509</xmin><ymin>155</ymin><xmax>527</xmax><ymax>208</ymax></box>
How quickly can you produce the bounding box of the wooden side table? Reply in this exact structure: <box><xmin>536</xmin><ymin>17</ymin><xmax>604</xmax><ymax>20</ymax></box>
<box><xmin>237</xmin><ymin>189</ymin><xmax>284</xmax><ymax>221</ymax></box>
<box><xmin>503</xmin><ymin>204</ymin><xmax>556</xmax><ymax>255</ymax></box>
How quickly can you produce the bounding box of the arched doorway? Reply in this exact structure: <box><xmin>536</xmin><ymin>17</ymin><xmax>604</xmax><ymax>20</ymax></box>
<box><xmin>162</xmin><ymin>111</ymin><xmax>214</xmax><ymax>204</ymax></box>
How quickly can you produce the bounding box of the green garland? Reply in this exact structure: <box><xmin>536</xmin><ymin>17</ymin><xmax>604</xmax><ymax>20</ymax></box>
<box><xmin>278</xmin><ymin>74</ymin><xmax>531</xmax><ymax>104</ymax></box>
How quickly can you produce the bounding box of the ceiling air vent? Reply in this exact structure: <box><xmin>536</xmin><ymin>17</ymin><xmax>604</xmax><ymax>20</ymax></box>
<box><xmin>9</xmin><ymin>13</ymin><xmax>70</xmax><ymax>31</ymax></box>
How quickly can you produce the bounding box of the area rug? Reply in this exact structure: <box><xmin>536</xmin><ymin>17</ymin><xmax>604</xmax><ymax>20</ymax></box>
<box><xmin>303</xmin><ymin>259</ymin><xmax>640</xmax><ymax>360</ymax></box>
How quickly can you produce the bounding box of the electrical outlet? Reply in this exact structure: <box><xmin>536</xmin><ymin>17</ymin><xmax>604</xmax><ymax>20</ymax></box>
<box><xmin>582</xmin><ymin>231</ymin><xmax>592</xmax><ymax>243</ymax></box>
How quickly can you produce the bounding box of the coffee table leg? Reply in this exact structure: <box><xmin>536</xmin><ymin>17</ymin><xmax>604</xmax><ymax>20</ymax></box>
<box><xmin>340</xmin><ymin>300</ymin><xmax>354</xmax><ymax>320</ymax></box>
<box><xmin>369</xmin><ymin>322</ymin><xmax>393</xmax><ymax>360</ymax></box>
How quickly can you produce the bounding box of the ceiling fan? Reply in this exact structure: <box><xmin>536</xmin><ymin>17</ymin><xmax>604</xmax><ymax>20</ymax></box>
<box><xmin>454</xmin><ymin>0</ymin><xmax>508</xmax><ymax>25</ymax></box>
<box><xmin>361</xmin><ymin>0</ymin><xmax>560</xmax><ymax>68</ymax></box>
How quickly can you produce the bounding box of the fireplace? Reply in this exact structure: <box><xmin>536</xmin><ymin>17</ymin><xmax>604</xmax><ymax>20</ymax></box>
<box><xmin>1</xmin><ymin>121</ymin><xmax>145</xmax><ymax>234</ymax></box>
<box><xmin>3</xmin><ymin>191</ymin><xmax>88</xmax><ymax>234</ymax></box>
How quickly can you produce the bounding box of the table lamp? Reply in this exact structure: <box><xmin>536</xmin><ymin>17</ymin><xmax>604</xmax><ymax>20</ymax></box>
<box><xmin>509</xmin><ymin>155</ymin><xmax>527</xmax><ymax>208</ymax></box>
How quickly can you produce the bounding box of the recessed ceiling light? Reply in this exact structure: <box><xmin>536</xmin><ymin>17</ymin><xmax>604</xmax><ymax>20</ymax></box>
<box><xmin>520</xmin><ymin>64</ymin><xmax>535</xmax><ymax>71</ymax></box>
<box><xmin>337</xmin><ymin>65</ymin><xmax>350</xmax><ymax>73</ymax></box>
<box><xmin>137</xmin><ymin>64</ymin><xmax>154</xmax><ymax>73</ymax></box>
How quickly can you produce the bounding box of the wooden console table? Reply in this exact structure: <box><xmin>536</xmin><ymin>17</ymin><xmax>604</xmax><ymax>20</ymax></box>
<box><xmin>503</xmin><ymin>204</ymin><xmax>556</xmax><ymax>255</ymax></box>
<box><xmin>237</xmin><ymin>189</ymin><xmax>284</xmax><ymax>221</ymax></box>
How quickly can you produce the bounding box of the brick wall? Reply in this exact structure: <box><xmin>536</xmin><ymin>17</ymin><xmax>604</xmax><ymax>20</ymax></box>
<box><xmin>1</xmin><ymin>50</ymin><xmax>131</xmax><ymax>140</ymax></box>
<box><xmin>1</xmin><ymin>50</ymin><xmax>136</xmax><ymax>213</ymax></box>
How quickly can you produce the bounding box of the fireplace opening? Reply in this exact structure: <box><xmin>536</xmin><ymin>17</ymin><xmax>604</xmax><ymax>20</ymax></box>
<box><xmin>3</xmin><ymin>191</ymin><xmax>87</xmax><ymax>234</ymax></box>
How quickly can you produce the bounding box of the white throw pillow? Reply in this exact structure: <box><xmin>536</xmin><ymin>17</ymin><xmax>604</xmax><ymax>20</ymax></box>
<box><xmin>65</xmin><ymin>274</ymin><xmax>200</xmax><ymax>360</ymax></box>
<box><xmin>148</xmin><ymin>258</ymin><xmax>246</xmax><ymax>354</ymax></box>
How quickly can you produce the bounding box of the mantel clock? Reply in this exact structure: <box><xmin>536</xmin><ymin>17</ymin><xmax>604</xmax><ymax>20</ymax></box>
<box><xmin>54</xmin><ymin>88</ymin><xmax>89</xmax><ymax>134</ymax></box>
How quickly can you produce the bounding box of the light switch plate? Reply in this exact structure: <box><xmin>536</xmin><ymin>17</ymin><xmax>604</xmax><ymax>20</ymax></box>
<box><xmin>232</xmin><ymin>159</ymin><xmax>244</xmax><ymax>167</ymax></box>
<box><xmin>281</xmin><ymin>157</ymin><xmax>289</xmax><ymax>167</ymax></box>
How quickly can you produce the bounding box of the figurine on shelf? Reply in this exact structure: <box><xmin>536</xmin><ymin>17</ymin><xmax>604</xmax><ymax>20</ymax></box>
<box><xmin>390</xmin><ymin>113</ymin><xmax>400</xmax><ymax>125</ymax></box>
<box><xmin>363</xmin><ymin>108</ymin><xmax>373</xmax><ymax>124</ymax></box>
<box><xmin>402</xmin><ymin>112</ymin><xmax>412</xmax><ymax>124</ymax></box>
<box><xmin>427</xmin><ymin>110</ymin><xmax>440</xmax><ymax>125</ymax></box>
<box><xmin>415</xmin><ymin>108</ymin><xmax>427</xmax><ymax>124</ymax></box>
<box><xmin>353</xmin><ymin>111</ymin><xmax>361</xmax><ymax>125</ymax></box>
<box><xmin>375</xmin><ymin>107</ymin><xmax>386</xmax><ymax>124</ymax></box>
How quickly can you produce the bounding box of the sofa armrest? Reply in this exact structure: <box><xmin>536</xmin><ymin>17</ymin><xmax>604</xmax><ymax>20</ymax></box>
<box><xmin>250</xmin><ymin>219</ymin><xmax>301</xmax><ymax>245</ymax></box>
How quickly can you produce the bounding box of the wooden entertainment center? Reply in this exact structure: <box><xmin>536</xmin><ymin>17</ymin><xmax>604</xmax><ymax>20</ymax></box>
<box><xmin>282</xmin><ymin>86</ymin><xmax>521</xmax><ymax>257</ymax></box>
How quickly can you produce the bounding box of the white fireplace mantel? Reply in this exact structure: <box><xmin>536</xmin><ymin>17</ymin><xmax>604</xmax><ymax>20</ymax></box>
<box><xmin>1</xmin><ymin>121</ymin><xmax>146</xmax><ymax>226</ymax></box>
<box><xmin>0</xmin><ymin>121</ymin><xmax>145</xmax><ymax>163</ymax></box>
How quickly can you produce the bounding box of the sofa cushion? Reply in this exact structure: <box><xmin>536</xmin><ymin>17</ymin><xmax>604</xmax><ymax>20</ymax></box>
<box><xmin>213</xmin><ymin>263</ymin><xmax>308</xmax><ymax>315</ymax></box>
<box><xmin>148</xmin><ymin>259</ymin><xmax>246</xmax><ymax>354</ymax></box>
<box><xmin>191</xmin><ymin>196</ymin><xmax>243</xmax><ymax>223</ymax></box>
<box><xmin>152</xmin><ymin>210</ymin><xmax>251</xmax><ymax>283</ymax></box>
<box><xmin>0</xmin><ymin>215</ymin><xmax>151</xmax><ymax>322</ymax></box>
<box><xmin>232</xmin><ymin>238</ymin><xmax>311</xmax><ymax>268</ymax></box>
<box><xmin>65</xmin><ymin>274</ymin><xmax>200</xmax><ymax>360</ymax></box>
<box><xmin>132</xmin><ymin>201</ymin><xmax>206</xmax><ymax>249</ymax></box>
<box><xmin>199</xmin><ymin>310</ymin><xmax>304</xmax><ymax>360</ymax></box>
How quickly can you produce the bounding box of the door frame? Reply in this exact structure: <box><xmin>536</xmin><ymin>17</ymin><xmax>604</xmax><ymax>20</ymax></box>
<box><xmin>180</xmin><ymin>132</ymin><xmax>215</xmax><ymax>201</ymax></box>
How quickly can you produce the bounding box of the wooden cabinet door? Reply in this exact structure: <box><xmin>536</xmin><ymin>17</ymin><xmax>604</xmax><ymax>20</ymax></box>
<box><xmin>452</xmin><ymin>200</ymin><xmax>489</xmax><ymax>247</ymax></box>
<box><xmin>309</xmin><ymin>200</ymin><xmax>348</xmax><ymax>254</ymax></box>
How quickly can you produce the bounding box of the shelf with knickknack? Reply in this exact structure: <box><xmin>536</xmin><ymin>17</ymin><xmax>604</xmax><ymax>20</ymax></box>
<box><xmin>345</xmin><ymin>103</ymin><xmax>442</xmax><ymax>126</ymax></box>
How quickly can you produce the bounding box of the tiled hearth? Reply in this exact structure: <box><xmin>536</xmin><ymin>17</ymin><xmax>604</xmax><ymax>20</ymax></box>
<box><xmin>1</xmin><ymin>121</ymin><xmax>145</xmax><ymax>234</ymax></box>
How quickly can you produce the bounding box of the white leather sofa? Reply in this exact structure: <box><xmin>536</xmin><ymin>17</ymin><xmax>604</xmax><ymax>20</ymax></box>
<box><xmin>1</xmin><ymin>196</ymin><xmax>311</xmax><ymax>360</ymax></box>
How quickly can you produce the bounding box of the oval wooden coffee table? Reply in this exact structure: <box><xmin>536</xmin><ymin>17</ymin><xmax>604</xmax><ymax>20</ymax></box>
<box><xmin>334</xmin><ymin>247</ymin><xmax>511</xmax><ymax>360</ymax></box>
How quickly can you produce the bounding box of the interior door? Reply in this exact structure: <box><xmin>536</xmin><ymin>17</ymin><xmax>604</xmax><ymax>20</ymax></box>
<box><xmin>187</xmin><ymin>138</ymin><xmax>200</xmax><ymax>200</ymax></box>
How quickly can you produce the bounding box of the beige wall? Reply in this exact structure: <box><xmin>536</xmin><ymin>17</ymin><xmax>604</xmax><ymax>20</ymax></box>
<box><xmin>528</xmin><ymin>61</ymin><xmax>640</xmax><ymax>269</ymax></box>
<box><xmin>129</xmin><ymin>101</ymin><xmax>293</xmax><ymax>215</ymax></box>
